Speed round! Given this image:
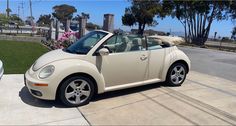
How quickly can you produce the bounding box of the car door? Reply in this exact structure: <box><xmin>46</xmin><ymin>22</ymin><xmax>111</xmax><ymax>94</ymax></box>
<box><xmin>98</xmin><ymin>35</ymin><xmax>149</xmax><ymax>87</ymax></box>
<box><xmin>146</xmin><ymin>37</ymin><xmax>165</xmax><ymax>80</ymax></box>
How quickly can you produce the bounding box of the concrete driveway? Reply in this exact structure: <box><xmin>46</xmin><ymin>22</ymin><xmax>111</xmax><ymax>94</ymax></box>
<box><xmin>79</xmin><ymin>70</ymin><xmax>236</xmax><ymax>125</ymax></box>
<box><xmin>0</xmin><ymin>46</ymin><xmax>236</xmax><ymax>125</ymax></box>
<box><xmin>0</xmin><ymin>75</ymin><xmax>89</xmax><ymax>125</ymax></box>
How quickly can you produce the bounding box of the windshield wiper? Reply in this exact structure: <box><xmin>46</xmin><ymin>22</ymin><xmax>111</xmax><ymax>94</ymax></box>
<box><xmin>75</xmin><ymin>51</ymin><xmax>86</xmax><ymax>55</ymax></box>
<box><xmin>64</xmin><ymin>48</ymin><xmax>86</xmax><ymax>55</ymax></box>
<box><xmin>64</xmin><ymin>48</ymin><xmax>72</xmax><ymax>53</ymax></box>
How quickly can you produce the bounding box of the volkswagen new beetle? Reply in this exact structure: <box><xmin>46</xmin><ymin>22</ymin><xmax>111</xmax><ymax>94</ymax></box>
<box><xmin>25</xmin><ymin>30</ymin><xmax>190</xmax><ymax>107</ymax></box>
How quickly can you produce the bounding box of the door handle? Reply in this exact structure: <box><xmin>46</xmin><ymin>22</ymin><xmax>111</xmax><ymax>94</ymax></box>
<box><xmin>140</xmin><ymin>55</ymin><xmax>148</xmax><ymax>60</ymax></box>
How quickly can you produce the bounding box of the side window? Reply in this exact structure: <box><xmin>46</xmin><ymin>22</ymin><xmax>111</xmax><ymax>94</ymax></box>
<box><xmin>104</xmin><ymin>35</ymin><xmax>146</xmax><ymax>53</ymax></box>
<box><xmin>129</xmin><ymin>37</ymin><xmax>146</xmax><ymax>51</ymax></box>
<box><xmin>147</xmin><ymin>37</ymin><xmax>163</xmax><ymax>50</ymax></box>
<box><xmin>104</xmin><ymin>35</ymin><xmax>123</xmax><ymax>53</ymax></box>
<box><xmin>106</xmin><ymin>35</ymin><xmax>122</xmax><ymax>45</ymax></box>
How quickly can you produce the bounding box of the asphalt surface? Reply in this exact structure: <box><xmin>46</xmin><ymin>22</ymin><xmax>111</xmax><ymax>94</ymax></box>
<box><xmin>179</xmin><ymin>46</ymin><xmax>236</xmax><ymax>82</ymax></box>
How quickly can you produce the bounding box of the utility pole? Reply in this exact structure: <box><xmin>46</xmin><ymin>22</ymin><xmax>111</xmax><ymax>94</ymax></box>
<box><xmin>20</xmin><ymin>1</ymin><xmax>24</xmax><ymax>19</ymax></box>
<box><xmin>29</xmin><ymin>0</ymin><xmax>34</xmax><ymax>35</ymax></box>
<box><xmin>29</xmin><ymin>0</ymin><xmax>33</xmax><ymax>19</ymax></box>
<box><xmin>6</xmin><ymin>0</ymin><xmax>10</xmax><ymax>17</ymax></box>
<box><xmin>18</xmin><ymin>6</ymin><xmax>20</xmax><ymax>18</ymax></box>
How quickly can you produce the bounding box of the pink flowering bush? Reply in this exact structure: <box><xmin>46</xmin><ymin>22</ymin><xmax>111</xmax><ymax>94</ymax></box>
<box><xmin>58</xmin><ymin>31</ymin><xmax>76</xmax><ymax>42</ymax></box>
<box><xmin>42</xmin><ymin>31</ymin><xmax>80</xmax><ymax>50</ymax></box>
<box><xmin>41</xmin><ymin>30</ymin><xmax>81</xmax><ymax>50</ymax></box>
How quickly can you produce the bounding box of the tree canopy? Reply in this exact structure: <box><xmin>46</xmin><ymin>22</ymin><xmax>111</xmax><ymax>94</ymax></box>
<box><xmin>227</xmin><ymin>1</ymin><xmax>236</xmax><ymax>40</ymax></box>
<box><xmin>9</xmin><ymin>14</ymin><xmax>24</xmax><ymax>26</ymax></box>
<box><xmin>52</xmin><ymin>4</ymin><xmax>77</xmax><ymax>28</ymax></box>
<box><xmin>25</xmin><ymin>16</ymin><xmax>35</xmax><ymax>26</ymax></box>
<box><xmin>122</xmin><ymin>0</ymin><xmax>236</xmax><ymax>45</ymax></box>
<box><xmin>231</xmin><ymin>27</ymin><xmax>236</xmax><ymax>40</ymax></box>
<box><xmin>86</xmin><ymin>22</ymin><xmax>101</xmax><ymax>30</ymax></box>
<box><xmin>0</xmin><ymin>14</ymin><xmax>24</xmax><ymax>26</ymax></box>
<box><xmin>37</xmin><ymin>14</ymin><xmax>52</xmax><ymax>27</ymax></box>
<box><xmin>52</xmin><ymin>4</ymin><xmax>77</xmax><ymax>20</ymax></box>
<box><xmin>122</xmin><ymin>0</ymin><xmax>165</xmax><ymax>35</ymax></box>
<box><xmin>0</xmin><ymin>14</ymin><xmax>9</xmax><ymax>26</ymax></box>
<box><xmin>162</xmin><ymin>0</ymin><xmax>230</xmax><ymax>45</ymax></box>
<box><xmin>73</xmin><ymin>12</ymin><xmax>90</xmax><ymax>21</ymax></box>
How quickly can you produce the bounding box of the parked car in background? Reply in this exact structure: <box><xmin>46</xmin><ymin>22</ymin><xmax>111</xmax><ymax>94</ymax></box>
<box><xmin>0</xmin><ymin>60</ymin><xmax>3</xmax><ymax>79</ymax></box>
<box><xmin>25</xmin><ymin>30</ymin><xmax>191</xmax><ymax>107</ymax></box>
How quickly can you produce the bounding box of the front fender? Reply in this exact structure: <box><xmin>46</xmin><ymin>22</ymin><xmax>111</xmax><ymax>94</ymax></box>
<box><xmin>49</xmin><ymin>59</ymin><xmax>105</xmax><ymax>99</ymax></box>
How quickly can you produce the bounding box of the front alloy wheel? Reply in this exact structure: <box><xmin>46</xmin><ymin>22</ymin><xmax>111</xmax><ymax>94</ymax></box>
<box><xmin>59</xmin><ymin>76</ymin><xmax>95</xmax><ymax>107</ymax></box>
<box><xmin>166</xmin><ymin>63</ymin><xmax>187</xmax><ymax>86</ymax></box>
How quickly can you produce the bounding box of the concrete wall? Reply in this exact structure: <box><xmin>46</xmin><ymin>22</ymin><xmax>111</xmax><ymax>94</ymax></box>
<box><xmin>0</xmin><ymin>35</ymin><xmax>45</xmax><ymax>42</ymax></box>
<box><xmin>0</xmin><ymin>26</ymin><xmax>49</xmax><ymax>34</ymax></box>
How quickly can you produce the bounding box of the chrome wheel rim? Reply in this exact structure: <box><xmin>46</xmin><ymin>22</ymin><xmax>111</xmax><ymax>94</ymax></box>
<box><xmin>65</xmin><ymin>79</ymin><xmax>91</xmax><ymax>105</ymax></box>
<box><xmin>170</xmin><ymin>65</ymin><xmax>186</xmax><ymax>85</ymax></box>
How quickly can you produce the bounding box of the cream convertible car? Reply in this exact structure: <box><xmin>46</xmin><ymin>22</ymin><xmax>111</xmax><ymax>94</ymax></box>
<box><xmin>25</xmin><ymin>30</ymin><xmax>190</xmax><ymax>107</ymax></box>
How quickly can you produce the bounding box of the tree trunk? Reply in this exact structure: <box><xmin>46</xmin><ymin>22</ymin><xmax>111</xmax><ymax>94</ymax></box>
<box><xmin>190</xmin><ymin>16</ymin><xmax>194</xmax><ymax>39</ymax></box>
<box><xmin>200</xmin><ymin>4</ymin><xmax>216</xmax><ymax>45</ymax></box>
<box><xmin>197</xmin><ymin>14</ymin><xmax>200</xmax><ymax>36</ymax></box>
<box><xmin>193</xmin><ymin>14</ymin><xmax>197</xmax><ymax>38</ymax></box>
<box><xmin>191</xmin><ymin>13</ymin><xmax>215</xmax><ymax>45</ymax></box>
<box><xmin>199</xmin><ymin>14</ymin><xmax>202</xmax><ymax>36</ymax></box>
<box><xmin>184</xmin><ymin>2</ymin><xmax>188</xmax><ymax>43</ymax></box>
<box><xmin>179</xmin><ymin>19</ymin><xmax>188</xmax><ymax>43</ymax></box>
<box><xmin>184</xmin><ymin>20</ymin><xmax>188</xmax><ymax>43</ymax></box>
<box><xmin>142</xmin><ymin>24</ymin><xmax>145</xmax><ymax>35</ymax></box>
<box><xmin>187</xmin><ymin>18</ymin><xmax>192</xmax><ymax>43</ymax></box>
<box><xmin>138</xmin><ymin>22</ymin><xmax>145</xmax><ymax>35</ymax></box>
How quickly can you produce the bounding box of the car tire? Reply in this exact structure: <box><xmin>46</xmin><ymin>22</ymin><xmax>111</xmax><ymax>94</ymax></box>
<box><xmin>165</xmin><ymin>63</ymin><xmax>187</xmax><ymax>86</ymax></box>
<box><xmin>59</xmin><ymin>76</ymin><xmax>95</xmax><ymax>107</ymax></box>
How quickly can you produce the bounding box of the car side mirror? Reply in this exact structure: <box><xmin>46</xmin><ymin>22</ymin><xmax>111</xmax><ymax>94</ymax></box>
<box><xmin>98</xmin><ymin>48</ymin><xmax>109</xmax><ymax>56</ymax></box>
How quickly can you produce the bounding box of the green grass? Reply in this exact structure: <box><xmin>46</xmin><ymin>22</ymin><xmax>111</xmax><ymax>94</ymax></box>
<box><xmin>0</xmin><ymin>40</ymin><xmax>49</xmax><ymax>74</ymax></box>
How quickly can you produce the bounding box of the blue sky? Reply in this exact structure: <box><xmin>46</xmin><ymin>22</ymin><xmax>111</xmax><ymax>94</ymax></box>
<box><xmin>0</xmin><ymin>0</ymin><xmax>235</xmax><ymax>37</ymax></box>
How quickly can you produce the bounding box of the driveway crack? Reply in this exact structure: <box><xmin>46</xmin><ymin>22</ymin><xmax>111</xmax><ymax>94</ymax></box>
<box><xmin>77</xmin><ymin>107</ymin><xmax>91</xmax><ymax>126</ymax></box>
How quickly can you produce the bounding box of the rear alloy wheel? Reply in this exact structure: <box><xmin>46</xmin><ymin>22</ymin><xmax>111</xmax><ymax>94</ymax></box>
<box><xmin>59</xmin><ymin>76</ymin><xmax>95</xmax><ymax>107</ymax></box>
<box><xmin>166</xmin><ymin>63</ymin><xmax>187</xmax><ymax>86</ymax></box>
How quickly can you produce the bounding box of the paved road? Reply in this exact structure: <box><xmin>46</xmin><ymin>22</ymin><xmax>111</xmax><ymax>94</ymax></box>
<box><xmin>179</xmin><ymin>46</ymin><xmax>236</xmax><ymax>82</ymax></box>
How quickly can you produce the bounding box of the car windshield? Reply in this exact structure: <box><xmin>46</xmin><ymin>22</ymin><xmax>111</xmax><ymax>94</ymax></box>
<box><xmin>64</xmin><ymin>31</ymin><xmax>108</xmax><ymax>54</ymax></box>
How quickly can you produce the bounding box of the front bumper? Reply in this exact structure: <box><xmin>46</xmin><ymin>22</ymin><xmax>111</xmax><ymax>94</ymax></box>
<box><xmin>24</xmin><ymin>70</ymin><xmax>57</xmax><ymax>100</ymax></box>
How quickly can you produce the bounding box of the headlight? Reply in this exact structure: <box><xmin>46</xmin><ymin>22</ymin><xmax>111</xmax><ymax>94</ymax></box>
<box><xmin>39</xmin><ymin>65</ymin><xmax>55</xmax><ymax>79</ymax></box>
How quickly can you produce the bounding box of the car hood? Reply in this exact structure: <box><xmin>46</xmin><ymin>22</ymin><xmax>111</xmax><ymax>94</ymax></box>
<box><xmin>33</xmin><ymin>49</ymin><xmax>80</xmax><ymax>71</ymax></box>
